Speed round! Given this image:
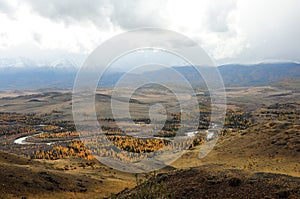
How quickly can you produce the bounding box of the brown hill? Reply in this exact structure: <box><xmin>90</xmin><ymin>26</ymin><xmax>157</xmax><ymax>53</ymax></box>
<box><xmin>0</xmin><ymin>151</ymin><xmax>136</xmax><ymax>199</ymax></box>
<box><xmin>113</xmin><ymin>166</ymin><xmax>300</xmax><ymax>199</ymax></box>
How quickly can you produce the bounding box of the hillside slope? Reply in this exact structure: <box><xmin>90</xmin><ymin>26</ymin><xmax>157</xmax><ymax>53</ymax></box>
<box><xmin>113</xmin><ymin>167</ymin><xmax>300</xmax><ymax>199</ymax></box>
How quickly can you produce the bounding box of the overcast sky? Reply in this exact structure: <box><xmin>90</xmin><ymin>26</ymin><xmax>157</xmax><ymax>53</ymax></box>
<box><xmin>0</xmin><ymin>0</ymin><xmax>299</xmax><ymax>65</ymax></box>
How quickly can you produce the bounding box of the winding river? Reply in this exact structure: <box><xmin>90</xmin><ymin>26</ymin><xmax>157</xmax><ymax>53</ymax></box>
<box><xmin>14</xmin><ymin>132</ymin><xmax>57</xmax><ymax>145</ymax></box>
<box><xmin>14</xmin><ymin>125</ymin><xmax>65</xmax><ymax>145</ymax></box>
<box><xmin>13</xmin><ymin>124</ymin><xmax>204</xmax><ymax>146</ymax></box>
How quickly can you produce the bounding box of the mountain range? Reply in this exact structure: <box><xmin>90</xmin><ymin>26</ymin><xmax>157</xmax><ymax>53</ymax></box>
<box><xmin>0</xmin><ymin>58</ymin><xmax>299</xmax><ymax>90</ymax></box>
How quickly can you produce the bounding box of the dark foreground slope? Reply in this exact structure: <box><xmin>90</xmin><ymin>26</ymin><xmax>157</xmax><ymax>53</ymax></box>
<box><xmin>0</xmin><ymin>151</ymin><xmax>136</xmax><ymax>199</ymax></box>
<box><xmin>0</xmin><ymin>151</ymin><xmax>99</xmax><ymax>199</ymax></box>
<box><xmin>113</xmin><ymin>166</ymin><xmax>300</xmax><ymax>199</ymax></box>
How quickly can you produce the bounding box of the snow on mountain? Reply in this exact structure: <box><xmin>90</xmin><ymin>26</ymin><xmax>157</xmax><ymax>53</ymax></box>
<box><xmin>0</xmin><ymin>57</ymin><xmax>78</xmax><ymax>69</ymax></box>
<box><xmin>48</xmin><ymin>58</ymin><xmax>78</xmax><ymax>68</ymax></box>
<box><xmin>0</xmin><ymin>57</ymin><xmax>37</xmax><ymax>68</ymax></box>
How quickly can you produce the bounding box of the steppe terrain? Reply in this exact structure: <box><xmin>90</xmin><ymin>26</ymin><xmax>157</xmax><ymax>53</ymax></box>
<box><xmin>0</xmin><ymin>82</ymin><xmax>299</xmax><ymax>198</ymax></box>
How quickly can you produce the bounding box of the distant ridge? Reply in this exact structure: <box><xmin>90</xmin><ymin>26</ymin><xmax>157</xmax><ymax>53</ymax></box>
<box><xmin>0</xmin><ymin>62</ymin><xmax>299</xmax><ymax>90</ymax></box>
<box><xmin>218</xmin><ymin>62</ymin><xmax>300</xmax><ymax>86</ymax></box>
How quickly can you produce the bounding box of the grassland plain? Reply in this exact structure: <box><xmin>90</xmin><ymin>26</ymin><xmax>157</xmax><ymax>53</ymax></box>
<box><xmin>0</xmin><ymin>84</ymin><xmax>299</xmax><ymax>198</ymax></box>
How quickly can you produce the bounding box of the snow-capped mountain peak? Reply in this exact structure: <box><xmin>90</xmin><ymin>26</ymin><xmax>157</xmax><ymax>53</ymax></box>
<box><xmin>48</xmin><ymin>58</ymin><xmax>77</xmax><ymax>68</ymax></box>
<box><xmin>0</xmin><ymin>57</ymin><xmax>78</xmax><ymax>69</ymax></box>
<box><xmin>0</xmin><ymin>57</ymin><xmax>37</xmax><ymax>68</ymax></box>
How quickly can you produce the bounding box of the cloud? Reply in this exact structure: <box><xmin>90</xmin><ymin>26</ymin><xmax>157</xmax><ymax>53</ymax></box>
<box><xmin>27</xmin><ymin>0</ymin><xmax>112</xmax><ymax>27</ymax></box>
<box><xmin>0</xmin><ymin>0</ymin><xmax>13</xmax><ymax>14</ymax></box>
<box><xmin>164</xmin><ymin>0</ymin><xmax>243</xmax><ymax>60</ymax></box>
<box><xmin>0</xmin><ymin>0</ymin><xmax>120</xmax><ymax>57</ymax></box>
<box><xmin>27</xmin><ymin>0</ymin><xmax>171</xmax><ymax>31</ymax></box>
<box><xmin>110</xmin><ymin>0</ymin><xmax>169</xmax><ymax>29</ymax></box>
<box><xmin>205</xmin><ymin>1</ymin><xmax>236</xmax><ymax>33</ymax></box>
<box><xmin>0</xmin><ymin>0</ymin><xmax>299</xmax><ymax>64</ymax></box>
<box><xmin>230</xmin><ymin>0</ymin><xmax>300</xmax><ymax>63</ymax></box>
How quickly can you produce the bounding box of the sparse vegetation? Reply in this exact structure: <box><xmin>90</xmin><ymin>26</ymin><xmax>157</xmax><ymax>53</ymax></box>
<box><xmin>0</xmin><ymin>86</ymin><xmax>299</xmax><ymax>198</ymax></box>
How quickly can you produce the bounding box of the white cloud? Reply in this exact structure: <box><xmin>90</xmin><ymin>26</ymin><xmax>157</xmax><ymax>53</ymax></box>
<box><xmin>0</xmin><ymin>0</ymin><xmax>299</xmax><ymax>64</ymax></box>
<box><xmin>165</xmin><ymin>0</ymin><xmax>245</xmax><ymax>61</ymax></box>
<box><xmin>0</xmin><ymin>0</ymin><xmax>121</xmax><ymax>59</ymax></box>
<box><xmin>232</xmin><ymin>0</ymin><xmax>300</xmax><ymax>63</ymax></box>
